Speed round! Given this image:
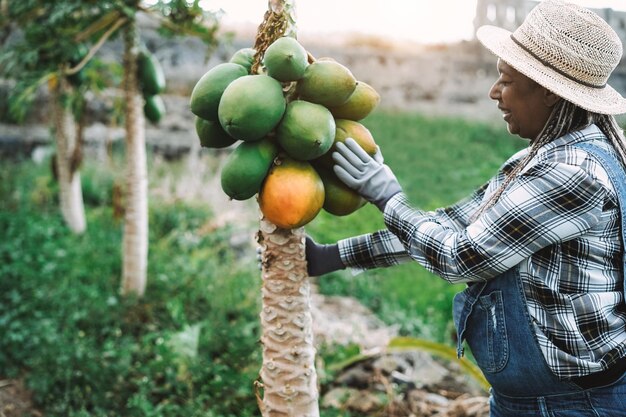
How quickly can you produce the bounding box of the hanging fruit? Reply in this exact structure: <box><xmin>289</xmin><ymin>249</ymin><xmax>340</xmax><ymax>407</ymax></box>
<box><xmin>189</xmin><ymin>34</ymin><xmax>382</xmax><ymax>222</ymax></box>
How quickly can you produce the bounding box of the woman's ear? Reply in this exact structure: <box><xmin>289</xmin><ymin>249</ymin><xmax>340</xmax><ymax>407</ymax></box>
<box><xmin>543</xmin><ymin>88</ymin><xmax>561</xmax><ymax>108</ymax></box>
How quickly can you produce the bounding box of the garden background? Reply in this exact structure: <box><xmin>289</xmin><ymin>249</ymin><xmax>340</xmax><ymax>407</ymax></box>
<box><xmin>2</xmin><ymin>1</ymin><xmax>626</xmax><ymax>416</ymax></box>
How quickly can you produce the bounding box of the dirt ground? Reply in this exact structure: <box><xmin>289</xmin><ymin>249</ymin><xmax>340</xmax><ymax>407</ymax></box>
<box><xmin>0</xmin><ymin>379</ymin><xmax>40</xmax><ymax>417</ymax></box>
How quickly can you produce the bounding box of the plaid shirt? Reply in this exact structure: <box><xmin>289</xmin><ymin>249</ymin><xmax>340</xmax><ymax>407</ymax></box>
<box><xmin>338</xmin><ymin>124</ymin><xmax>626</xmax><ymax>378</ymax></box>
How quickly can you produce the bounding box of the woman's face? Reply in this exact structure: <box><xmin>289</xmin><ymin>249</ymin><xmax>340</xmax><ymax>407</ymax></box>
<box><xmin>489</xmin><ymin>59</ymin><xmax>556</xmax><ymax>140</ymax></box>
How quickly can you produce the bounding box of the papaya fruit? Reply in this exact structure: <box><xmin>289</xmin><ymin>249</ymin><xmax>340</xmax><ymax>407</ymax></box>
<box><xmin>218</xmin><ymin>75</ymin><xmax>286</xmax><ymax>142</ymax></box>
<box><xmin>263</xmin><ymin>36</ymin><xmax>308</xmax><ymax>82</ymax></box>
<box><xmin>275</xmin><ymin>100</ymin><xmax>335</xmax><ymax>161</ymax></box>
<box><xmin>229</xmin><ymin>47</ymin><xmax>256</xmax><ymax>73</ymax></box>
<box><xmin>138</xmin><ymin>50</ymin><xmax>166</xmax><ymax>96</ymax></box>
<box><xmin>190</xmin><ymin>63</ymin><xmax>248</xmax><ymax>121</ymax></box>
<box><xmin>327</xmin><ymin>81</ymin><xmax>380</xmax><ymax>121</ymax></box>
<box><xmin>317</xmin><ymin>166</ymin><xmax>366</xmax><ymax>216</ymax></box>
<box><xmin>195</xmin><ymin>117</ymin><xmax>237</xmax><ymax>149</ymax></box>
<box><xmin>144</xmin><ymin>95</ymin><xmax>166</xmax><ymax>124</ymax></box>
<box><xmin>220</xmin><ymin>139</ymin><xmax>278</xmax><ymax>201</ymax></box>
<box><xmin>259</xmin><ymin>156</ymin><xmax>324</xmax><ymax>229</ymax></box>
<box><xmin>313</xmin><ymin>119</ymin><xmax>377</xmax><ymax>169</ymax></box>
<box><xmin>296</xmin><ymin>60</ymin><xmax>357</xmax><ymax>107</ymax></box>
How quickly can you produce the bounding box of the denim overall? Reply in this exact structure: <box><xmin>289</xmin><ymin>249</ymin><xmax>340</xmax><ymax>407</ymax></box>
<box><xmin>452</xmin><ymin>140</ymin><xmax>626</xmax><ymax>414</ymax></box>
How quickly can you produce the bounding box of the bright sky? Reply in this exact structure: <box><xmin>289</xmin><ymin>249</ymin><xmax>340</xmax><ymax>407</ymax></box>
<box><xmin>201</xmin><ymin>0</ymin><xmax>626</xmax><ymax>44</ymax></box>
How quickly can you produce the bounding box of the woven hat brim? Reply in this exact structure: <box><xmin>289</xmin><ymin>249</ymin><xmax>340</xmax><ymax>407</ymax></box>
<box><xmin>477</xmin><ymin>25</ymin><xmax>626</xmax><ymax>115</ymax></box>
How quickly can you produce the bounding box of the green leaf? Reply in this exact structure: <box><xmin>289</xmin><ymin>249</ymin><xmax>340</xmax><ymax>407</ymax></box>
<box><xmin>166</xmin><ymin>323</ymin><xmax>201</xmax><ymax>361</ymax></box>
<box><xmin>388</xmin><ymin>336</ymin><xmax>490</xmax><ymax>392</ymax></box>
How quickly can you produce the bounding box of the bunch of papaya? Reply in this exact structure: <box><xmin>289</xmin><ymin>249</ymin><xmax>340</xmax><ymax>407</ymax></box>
<box><xmin>190</xmin><ymin>36</ymin><xmax>381</xmax><ymax>229</ymax></box>
<box><xmin>138</xmin><ymin>47</ymin><xmax>167</xmax><ymax>124</ymax></box>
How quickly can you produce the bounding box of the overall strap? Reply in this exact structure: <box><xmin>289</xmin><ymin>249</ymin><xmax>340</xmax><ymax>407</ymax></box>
<box><xmin>575</xmin><ymin>141</ymin><xmax>626</xmax><ymax>301</ymax></box>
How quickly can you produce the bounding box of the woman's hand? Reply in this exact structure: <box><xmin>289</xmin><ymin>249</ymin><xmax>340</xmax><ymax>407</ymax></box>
<box><xmin>304</xmin><ymin>236</ymin><xmax>345</xmax><ymax>276</ymax></box>
<box><xmin>333</xmin><ymin>138</ymin><xmax>402</xmax><ymax>211</ymax></box>
<box><xmin>256</xmin><ymin>236</ymin><xmax>346</xmax><ymax>276</ymax></box>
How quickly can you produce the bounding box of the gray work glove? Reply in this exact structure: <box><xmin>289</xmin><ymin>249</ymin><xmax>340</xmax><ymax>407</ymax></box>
<box><xmin>333</xmin><ymin>138</ymin><xmax>402</xmax><ymax>211</ymax></box>
<box><xmin>256</xmin><ymin>236</ymin><xmax>345</xmax><ymax>276</ymax></box>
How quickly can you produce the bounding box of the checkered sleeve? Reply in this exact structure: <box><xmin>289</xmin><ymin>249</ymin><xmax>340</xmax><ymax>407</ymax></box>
<box><xmin>384</xmin><ymin>161</ymin><xmax>605</xmax><ymax>283</ymax></box>
<box><xmin>338</xmin><ymin>228</ymin><xmax>412</xmax><ymax>269</ymax></box>
<box><xmin>337</xmin><ymin>182</ymin><xmax>490</xmax><ymax>270</ymax></box>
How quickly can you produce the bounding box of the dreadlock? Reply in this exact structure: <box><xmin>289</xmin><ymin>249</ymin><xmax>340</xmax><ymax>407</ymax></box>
<box><xmin>470</xmin><ymin>99</ymin><xmax>626</xmax><ymax>222</ymax></box>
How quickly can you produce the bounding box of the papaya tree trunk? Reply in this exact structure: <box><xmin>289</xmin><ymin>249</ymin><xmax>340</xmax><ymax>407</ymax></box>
<box><xmin>50</xmin><ymin>77</ymin><xmax>87</xmax><ymax>234</ymax></box>
<box><xmin>255</xmin><ymin>1</ymin><xmax>320</xmax><ymax>416</ymax></box>
<box><xmin>257</xmin><ymin>219</ymin><xmax>319</xmax><ymax>417</ymax></box>
<box><xmin>120</xmin><ymin>18</ymin><xmax>148</xmax><ymax>297</ymax></box>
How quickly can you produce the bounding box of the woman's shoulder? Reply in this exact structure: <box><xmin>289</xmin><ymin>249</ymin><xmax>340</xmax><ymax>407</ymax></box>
<box><xmin>534</xmin><ymin>125</ymin><xmax>609</xmax><ymax>164</ymax></box>
<box><xmin>499</xmin><ymin>147</ymin><xmax>530</xmax><ymax>174</ymax></box>
<box><xmin>530</xmin><ymin>125</ymin><xmax>616</xmax><ymax>194</ymax></box>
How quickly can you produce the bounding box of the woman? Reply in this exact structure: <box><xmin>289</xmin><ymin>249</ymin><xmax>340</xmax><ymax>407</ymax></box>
<box><xmin>306</xmin><ymin>0</ymin><xmax>626</xmax><ymax>415</ymax></box>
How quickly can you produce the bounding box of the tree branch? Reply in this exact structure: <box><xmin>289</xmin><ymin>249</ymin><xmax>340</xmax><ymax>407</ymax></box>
<box><xmin>75</xmin><ymin>10</ymin><xmax>121</xmax><ymax>42</ymax></box>
<box><xmin>66</xmin><ymin>16</ymin><xmax>128</xmax><ymax>76</ymax></box>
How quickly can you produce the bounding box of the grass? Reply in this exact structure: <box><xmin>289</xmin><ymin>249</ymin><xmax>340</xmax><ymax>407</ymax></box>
<box><xmin>0</xmin><ymin>159</ymin><xmax>263</xmax><ymax>417</ymax></box>
<box><xmin>0</xmin><ymin>110</ymin><xmax>524</xmax><ymax>416</ymax></box>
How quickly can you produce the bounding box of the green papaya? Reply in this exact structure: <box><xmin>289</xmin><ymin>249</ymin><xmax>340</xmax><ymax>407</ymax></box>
<box><xmin>296</xmin><ymin>60</ymin><xmax>357</xmax><ymax>107</ymax></box>
<box><xmin>220</xmin><ymin>139</ymin><xmax>278</xmax><ymax>200</ymax></box>
<box><xmin>218</xmin><ymin>75</ymin><xmax>286</xmax><ymax>142</ymax></box>
<box><xmin>195</xmin><ymin>117</ymin><xmax>237</xmax><ymax>148</ymax></box>
<box><xmin>275</xmin><ymin>100</ymin><xmax>335</xmax><ymax>160</ymax></box>
<box><xmin>229</xmin><ymin>47</ymin><xmax>256</xmax><ymax>73</ymax></box>
<box><xmin>327</xmin><ymin>81</ymin><xmax>380</xmax><ymax>121</ymax></box>
<box><xmin>316</xmin><ymin>166</ymin><xmax>366</xmax><ymax>216</ymax></box>
<box><xmin>313</xmin><ymin>119</ymin><xmax>377</xmax><ymax>169</ymax></box>
<box><xmin>138</xmin><ymin>50</ymin><xmax>166</xmax><ymax>96</ymax></box>
<box><xmin>263</xmin><ymin>37</ymin><xmax>308</xmax><ymax>82</ymax></box>
<box><xmin>190</xmin><ymin>63</ymin><xmax>248</xmax><ymax>121</ymax></box>
<box><xmin>144</xmin><ymin>95</ymin><xmax>166</xmax><ymax>124</ymax></box>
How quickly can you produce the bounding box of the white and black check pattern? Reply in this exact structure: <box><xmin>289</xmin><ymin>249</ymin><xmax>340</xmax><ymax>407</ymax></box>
<box><xmin>338</xmin><ymin>124</ymin><xmax>626</xmax><ymax>378</ymax></box>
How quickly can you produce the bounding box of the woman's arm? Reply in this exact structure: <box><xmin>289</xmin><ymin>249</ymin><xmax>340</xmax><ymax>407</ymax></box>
<box><xmin>384</xmin><ymin>161</ymin><xmax>604</xmax><ymax>283</ymax></box>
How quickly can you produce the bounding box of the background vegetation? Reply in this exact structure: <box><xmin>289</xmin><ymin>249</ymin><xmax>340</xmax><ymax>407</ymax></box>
<box><xmin>0</xmin><ymin>110</ymin><xmax>523</xmax><ymax>416</ymax></box>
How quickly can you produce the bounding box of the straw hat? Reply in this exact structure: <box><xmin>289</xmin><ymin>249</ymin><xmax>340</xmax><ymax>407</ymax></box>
<box><xmin>477</xmin><ymin>0</ymin><xmax>626</xmax><ymax>115</ymax></box>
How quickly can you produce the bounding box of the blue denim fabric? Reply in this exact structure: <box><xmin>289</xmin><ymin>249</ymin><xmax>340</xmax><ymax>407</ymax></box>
<box><xmin>576</xmin><ymin>142</ymin><xmax>626</xmax><ymax>303</ymax></box>
<box><xmin>453</xmin><ymin>140</ymin><xmax>626</xmax><ymax>415</ymax></box>
<box><xmin>489</xmin><ymin>372</ymin><xmax>626</xmax><ymax>416</ymax></box>
<box><xmin>453</xmin><ymin>268</ymin><xmax>581</xmax><ymax>397</ymax></box>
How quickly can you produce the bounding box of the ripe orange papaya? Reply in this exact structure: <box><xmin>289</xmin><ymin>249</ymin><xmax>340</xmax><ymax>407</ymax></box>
<box><xmin>259</xmin><ymin>156</ymin><xmax>325</xmax><ymax>229</ymax></box>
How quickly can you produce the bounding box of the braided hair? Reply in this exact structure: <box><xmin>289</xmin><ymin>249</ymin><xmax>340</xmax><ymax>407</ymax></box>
<box><xmin>470</xmin><ymin>99</ymin><xmax>626</xmax><ymax>222</ymax></box>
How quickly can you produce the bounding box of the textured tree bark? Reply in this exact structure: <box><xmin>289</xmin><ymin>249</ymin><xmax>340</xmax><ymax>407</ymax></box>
<box><xmin>120</xmin><ymin>19</ymin><xmax>148</xmax><ymax>297</ymax></box>
<box><xmin>257</xmin><ymin>218</ymin><xmax>320</xmax><ymax>417</ymax></box>
<box><xmin>50</xmin><ymin>77</ymin><xmax>86</xmax><ymax>234</ymax></box>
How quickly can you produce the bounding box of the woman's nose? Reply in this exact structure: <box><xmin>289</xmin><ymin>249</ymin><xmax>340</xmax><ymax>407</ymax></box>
<box><xmin>488</xmin><ymin>82</ymin><xmax>500</xmax><ymax>101</ymax></box>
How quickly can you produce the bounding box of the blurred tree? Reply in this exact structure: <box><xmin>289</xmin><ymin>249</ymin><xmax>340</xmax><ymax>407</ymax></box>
<box><xmin>116</xmin><ymin>0</ymin><xmax>220</xmax><ymax>297</ymax></box>
<box><xmin>0</xmin><ymin>0</ymin><xmax>115</xmax><ymax>234</ymax></box>
<box><xmin>1</xmin><ymin>0</ymin><xmax>221</xmax><ymax>295</ymax></box>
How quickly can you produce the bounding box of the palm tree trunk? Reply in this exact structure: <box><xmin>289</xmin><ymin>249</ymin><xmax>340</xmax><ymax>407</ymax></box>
<box><xmin>255</xmin><ymin>2</ymin><xmax>319</xmax><ymax>416</ymax></box>
<box><xmin>50</xmin><ymin>77</ymin><xmax>86</xmax><ymax>234</ymax></box>
<box><xmin>120</xmin><ymin>19</ymin><xmax>148</xmax><ymax>297</ymax></box>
